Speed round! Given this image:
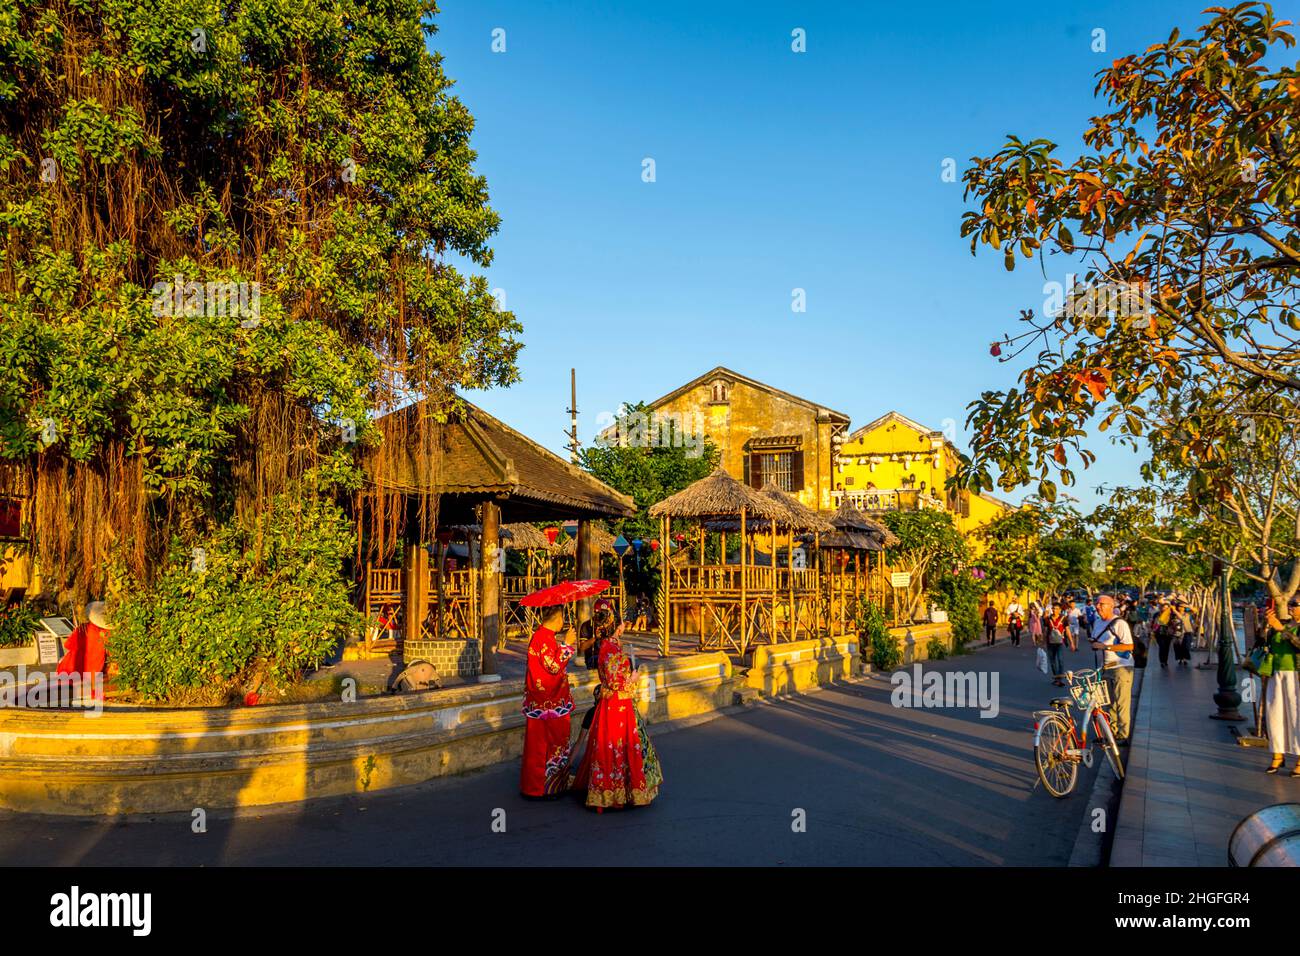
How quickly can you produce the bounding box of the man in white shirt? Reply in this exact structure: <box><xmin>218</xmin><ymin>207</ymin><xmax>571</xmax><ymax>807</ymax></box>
<box><xmin>1090</xmin><ymin>593</ymin><xmax>1135</xmax><ymax>744</ymax></box>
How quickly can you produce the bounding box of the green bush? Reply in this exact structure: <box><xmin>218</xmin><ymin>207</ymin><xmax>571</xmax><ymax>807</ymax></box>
<box><xmin>0</xmin><ymin>604</ymin><xmax>40</xmax><ymax>648</ymax></box>
<box><xmin>934</xmin><ymin>572</ymin><xmax>981</xmax><ymax>651</ymax></box>
<box><xmin>926</xmin><ymin>636</ymin><xmax>949</xmax><ymax>661</ymax></box>
<box><xmin>854</xmin><ymin>598</ymin><xmax>901</xmax><ymax>670</ymax></box>
<box><xmin>109</xmin><ymin>493</ymin><xmax>359</xmax><ymax>703</ymax></box>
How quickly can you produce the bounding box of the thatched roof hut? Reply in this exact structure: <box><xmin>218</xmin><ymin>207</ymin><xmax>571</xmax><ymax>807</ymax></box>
<box><xmin>502</xmin><ymin>523</ymin><xmax>552</xmax><ymax>551</ymax></box>
<box><xmin>756</xmin><ymin>481</ymin><xmax>834</xmax><ymax>533</ymax></box>
<box><xmin>829</xmin><ymin>498</ymin><xmax>899</xmax><ymax>548</ymax></box>
<box><xmin>648</xmin><ymin>468</ymin><xmax>785</xmax><ymax>520</ymax></box>
<box><xmin>551</xmin><ymin>523</ymin><xmax>617</xmax><ymax>557</ymax></box>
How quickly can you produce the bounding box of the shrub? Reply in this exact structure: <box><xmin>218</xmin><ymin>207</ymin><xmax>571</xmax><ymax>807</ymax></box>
<box><xmin>109</xmin><ymin>492</ymin><xmax>359</xmax><ymax>703</ymax></box>
<box><xmin>854</xmin><ymin>598</ymin><xmax>900</xmax><ymax>670</ymax></box>
<box><xmin>934</xmin><ymin>571</ymin><xmax>981</xmax><ymax>651</ymax></box>
<box><xmin>0</xmin><ymin>604</ymin><xmax>40</xmax><ymax>648</ymax></box>
<box><xmin>926</xmin><ymin>636</ymin><xmax>949</xmax><ymax>661</ymax></box>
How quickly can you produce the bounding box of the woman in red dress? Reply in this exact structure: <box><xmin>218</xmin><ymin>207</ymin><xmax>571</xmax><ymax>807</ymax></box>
<box><xmin>571</xmin><ymin>626</ymin><xmax>663</xmax><ymax>809</ymax></box>
<box><xmin>520</xmin><ymin>606</ymin><xmax>577</xmax><ymax>798</ymax></box>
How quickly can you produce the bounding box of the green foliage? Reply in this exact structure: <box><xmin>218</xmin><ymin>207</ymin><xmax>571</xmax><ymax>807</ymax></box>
<box><xmin>853</xmin><ymin>597</ymin><xmax>899</xmax><ymax>669</ymax></box>
<box><xmin>580</xmin><ymin>401</ymin><xmax>719</xmax><ymax>597</ymax></box>
<box><xmin>579</xmin><ymin>402</ymin><xmax>719</xmax><ymax>543</ymax></box>
<box><xmin>108</xmin><ymin>491</ymin><xmax>359</xmax><ymax>702</ymax></box>
<box><xmin>882</xmin><ymin>509</ymin><xmax>969</xmax><ymax>621</ymax></box>
<box><xmin>933</xmin><ymin>571</ymin><xmax>981</xmax><ymax>649</ymax></box>
<box><xmin>956</xmin><ymin>3</ymin><xmax>1300</xmax><ymax>530</ymax></box>
<box><xmin>0</xmin><ymin>603</ymin><xmax>40</xmax><ymax>648</ymax></box>
<box><xmin>926</xmin><ymin>636</ymin><xmax>948</xmax><ymax>661</ymax></box>
<box><xmin>1</xmin><ymin>0</ymin><xmax>520</xmax><ymax>602</ymax></box>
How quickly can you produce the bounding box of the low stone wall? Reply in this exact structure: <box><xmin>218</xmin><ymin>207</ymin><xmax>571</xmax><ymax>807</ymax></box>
<box><xmin>0</xmin><ymin>651</ymin><xmax>738</xmax><ymax>815</ymax></box>
<box><xmin>402</xmin><ymin>636</ymin><xmax>481</xmax><ymax>676</ymax></box>
<box><xmin>746</xmin><ymin>636</ymin><xmax>861</xmax><ymax>697</ymax></box>
<box><xmin>890</xmin><ymin>623</ymin><xmax>955</xmax><ymax>664</ymax></box>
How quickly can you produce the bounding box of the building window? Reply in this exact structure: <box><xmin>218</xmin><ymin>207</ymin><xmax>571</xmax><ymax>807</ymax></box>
<box><xmin>760</xmin><ymin>452</ymin><xmax>793</xmax><ymax>491</ymax></box>
<box><xmin>709</xmin><ymin>379</ymin><xmax>729</xmax><ymax>403</ymax></box>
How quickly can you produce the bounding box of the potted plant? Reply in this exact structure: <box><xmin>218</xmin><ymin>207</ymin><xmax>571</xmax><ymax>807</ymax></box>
<box><xmin>0</xmin><ymin>604</ymin><xmax>41</xmax><ymax>667</ymax></box>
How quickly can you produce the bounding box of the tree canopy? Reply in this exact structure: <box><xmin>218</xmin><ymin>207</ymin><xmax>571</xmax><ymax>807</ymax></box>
<box><xmin>1</xmin><ymin>0</ymin><xmax>520</xmax><ymax>601</ymax></box>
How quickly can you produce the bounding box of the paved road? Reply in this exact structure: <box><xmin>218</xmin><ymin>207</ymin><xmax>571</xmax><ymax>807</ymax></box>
<box><xmin>0</xmin><ymin>639</ymin><xmax>1104</xmax><ymax>866</ymax></box>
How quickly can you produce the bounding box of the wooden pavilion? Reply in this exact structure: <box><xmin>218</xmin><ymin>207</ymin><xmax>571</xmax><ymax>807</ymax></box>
<box><xmin>819</xmin><ymin>498</ymin><xmax>899</xmax><ymax>634</ymax></box>
<box><xmin>357</xmin><ymin>399</ymin><xmax>634</xmax><ymax>673</ymax></box>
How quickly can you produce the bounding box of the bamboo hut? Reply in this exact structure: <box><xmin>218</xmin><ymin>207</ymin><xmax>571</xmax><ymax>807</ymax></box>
<box><xmin>648</xmin><ymin>468</ymin><xmax>785</xmax><ymax>657</ymax></box>
<box><xmin>820</xmin><ymin>498</ymin><xmax>899</xmax><ymax>632</ymax></box>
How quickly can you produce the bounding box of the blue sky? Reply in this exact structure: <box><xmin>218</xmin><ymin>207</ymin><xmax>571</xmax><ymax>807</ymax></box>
<box><xmin>430</xmin><ymin>0</ymin><xmax>1216</xmax><ymax>510</ymax></box>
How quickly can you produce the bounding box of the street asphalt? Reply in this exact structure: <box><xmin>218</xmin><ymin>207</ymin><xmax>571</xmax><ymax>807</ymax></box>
<box><xmin>0</xmin><ymin>637</ymin><xmax>1106</xmax><ymax>866</ymax></box>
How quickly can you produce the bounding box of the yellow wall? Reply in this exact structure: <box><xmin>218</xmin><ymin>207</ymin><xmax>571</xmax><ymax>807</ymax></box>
<box><xmin>651</xmin><ymin>375</ymin><xmax>842</xmax><ymax>511</ymax></box>
<box><xmin>835</xmin><ymin>413</ymin><xmax>1013</xmax><ymax>549</ymax></box>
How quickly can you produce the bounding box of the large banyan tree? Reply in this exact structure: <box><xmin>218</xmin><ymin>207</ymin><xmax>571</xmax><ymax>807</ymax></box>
<box><xmin>0</xmin><ymin>0</ymin><xmax>521</xmax><ymax>606</ymax></box>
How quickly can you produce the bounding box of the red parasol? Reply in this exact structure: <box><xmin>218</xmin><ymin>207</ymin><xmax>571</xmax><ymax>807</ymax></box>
<box><xmin>519</xmin><ymin>579</ymin><xmax>610</xmax><ymax>607</ymax></box>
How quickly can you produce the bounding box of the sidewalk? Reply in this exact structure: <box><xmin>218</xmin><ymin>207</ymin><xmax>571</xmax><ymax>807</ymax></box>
<box><xmin>1110</xmin><ymin>656</ymin><xmax>1295</xmax><ymax>866</ymax></box>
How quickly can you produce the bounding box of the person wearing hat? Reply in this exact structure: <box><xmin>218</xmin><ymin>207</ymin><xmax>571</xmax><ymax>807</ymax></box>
<box><xmin>55</xmin><ymin>601</ymin><xmax>112</xmax><ymax>701</ymax></box>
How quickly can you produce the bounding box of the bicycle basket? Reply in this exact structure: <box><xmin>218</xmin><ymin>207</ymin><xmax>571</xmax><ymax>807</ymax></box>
<box><xmin>1068</xmin><ymin>671</ymin><xmax>1111</xmax><ymax>709</ymax></box>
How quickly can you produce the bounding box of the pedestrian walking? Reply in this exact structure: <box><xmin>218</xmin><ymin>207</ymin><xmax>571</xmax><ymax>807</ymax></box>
<box><xmin>1262</xmin><ymin>603</ymin><xmax>1300</xmax><ymax>776</ymax></box>
<box><xmin>1045</xmin><ymin>601</ymin><xmax>1072</xmax><ymax>686</ymax></box>
<box><xmin>1003</xmin><ymin>600</ymin><xmax>1024</xmax><ymax>647</ymax></box>
<box><xmin>982</xmin><ymin>602</ymin><xmax>998</xmax><ymax>647</ymax></box>
<box><xmin>1028</xmin><ymin>602</ymin><xmax>1043</xmax><ymax>646</ymax></box>
<box><xmin>1090</xmin><ymin>593</ymin><xmax>1135</xmax><ymax>745</ymax></box>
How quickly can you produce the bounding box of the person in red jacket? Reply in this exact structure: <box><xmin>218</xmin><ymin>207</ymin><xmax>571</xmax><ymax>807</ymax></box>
<box><xmin>56</xmin><ymin>601</ymin><xmax>112</xmax><ymax>701</ymax></box>
<box><xmin>520</xmin><ymin>605</ymin><xmax>577</xmax><ymax>798</ymax></box>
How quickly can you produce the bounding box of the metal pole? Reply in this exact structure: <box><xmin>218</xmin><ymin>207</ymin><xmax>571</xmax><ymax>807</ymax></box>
<box><xmin>1211</xmin><ymin>561</ymin><xmax>1245</xmax><ymax>721</ymax></box>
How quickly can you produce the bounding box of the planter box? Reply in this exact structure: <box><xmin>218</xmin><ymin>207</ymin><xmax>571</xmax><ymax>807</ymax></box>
<box><xmin>0</xmin><ymin>644</ymin><xmax>38</xmax><ymax>667</ymax></box>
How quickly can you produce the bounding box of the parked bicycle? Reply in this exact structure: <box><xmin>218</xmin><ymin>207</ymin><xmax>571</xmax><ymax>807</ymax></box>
<box><xmin>1033</xmin><ymin>668</ymin><xmax>1125</xmax><ymax>797</ymax></box>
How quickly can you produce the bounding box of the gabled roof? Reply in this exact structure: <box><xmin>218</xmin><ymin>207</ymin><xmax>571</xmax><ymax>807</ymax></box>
<box><xmin>646</xmin><ymin>366</ymin><xmax>850</xmax><ymax>424</ymax></box>
<box><xmin>366</xmin><ymin>398</ymin><xmax>635</xmax><ymax>521</ymax></box>
<box><xmin>845</xmin><ymin>410</ymin><xmax>946</xmax><ymax>444</ymax></box>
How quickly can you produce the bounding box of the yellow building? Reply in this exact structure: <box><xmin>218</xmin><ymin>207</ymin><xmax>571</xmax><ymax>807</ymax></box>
<box><xmin>833</xmin><ymin>411</ymin><xmax>1015</xmax><ymax>543</ymax></box>
<box><xmin>626</xmin><ymin>366</ymin><xmax>851</xmax><ymax>511</ymax></box>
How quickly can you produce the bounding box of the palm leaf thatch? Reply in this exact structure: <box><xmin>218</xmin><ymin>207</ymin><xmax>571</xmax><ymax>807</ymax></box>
<box><xmin>503</xmin><ymin>523</ymin><xmax>552</xmax><ymax>551</ymax></box>
<box><xmin>648</xmin><ymin>468</ymin><xmax>785</xmax><ymax>520</ymax></box>
<box><xmin>551</xmin><ymin>523</ymin><xmax>617</xmax><ymax>556</ymax></box>
<box><xmin>755</xmin><ymin>480</ymin><xmax>835</xmax><ymax>533</ymax></box>
<box><xmin>828</xmin><ymin>498</ymin><xmax>899</xmax><ymax>548</ymax></box>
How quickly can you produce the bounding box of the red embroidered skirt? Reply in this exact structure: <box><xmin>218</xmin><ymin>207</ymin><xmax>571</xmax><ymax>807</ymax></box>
<box><xmin>520</xmin><ymin>716</ymin><xmax>571</xmax><ymax>797</ymax></box>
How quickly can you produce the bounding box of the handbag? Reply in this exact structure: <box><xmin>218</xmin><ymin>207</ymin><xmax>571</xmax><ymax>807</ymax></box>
<box><xmin>1035</xmin><ymin>646</ymin><xmax>1049</xmax><ymax>674</ymax></box>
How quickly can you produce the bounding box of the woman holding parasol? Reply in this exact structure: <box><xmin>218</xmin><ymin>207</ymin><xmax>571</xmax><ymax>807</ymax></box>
<box><xmin>518</xmin><ymin>579</ymin><xmax>609</xmax><ymax>798</ymax></box>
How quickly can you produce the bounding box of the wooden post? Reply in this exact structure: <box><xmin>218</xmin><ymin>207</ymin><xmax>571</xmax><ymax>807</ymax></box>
<box><xmin>739</xmin><ymin>507</ymin><xmax>748</xmax><ymax>655</ymax></box>
<box><xmin>659</xmin><ymin>514</ymin><xmax>670</xmax><ymax>657</ymax></box>
<box><xmin>814</xmin><ymin>531</ymin><xmax>821</xmax><ymax>637</ymax></box>
<box><xmin>770</xmin><ymin>518</ymin><xmax>777</xmax><ymax>643</ymax></box>
<box><xmin>787</xmin><ymin>527</ymin><xmax>796</xmax><ymax>642</ymax></box>
<box><xmin>576</xmin><ymin>519</ymin><xmax>596</xmax><ymax>632</ymax></box>
<box><xmin>404</xmin><ymin>542</ymin><xmax>429</xmax><ymax>645</ymax></box>
<box><xmin>480</xmin><ymin>501</ymin><xmax>501</xmax><ymax>675</ymax></box>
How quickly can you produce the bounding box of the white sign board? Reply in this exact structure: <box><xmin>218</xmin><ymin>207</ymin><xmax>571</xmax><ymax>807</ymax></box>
<box><xmin>890</xmin><ymin>572</ymin><xmax>912</xmax><ymax>588</ymax></box>
<box><xmin>36</xmin><ymin>617</ymin><xmax>73</xmax><ymax>665</ymax></box>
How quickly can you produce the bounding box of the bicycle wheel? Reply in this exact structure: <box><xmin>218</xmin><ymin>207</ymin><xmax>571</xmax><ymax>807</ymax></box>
<box><xmin>1035</xmin><ymin>713</ymin><xmax>1078</xmax><ymax>798</ymax></box>
<box><xmin>1094</xmin><ymin>711</ymin><xmax>1126</xmax><ymax>781</ymax></box>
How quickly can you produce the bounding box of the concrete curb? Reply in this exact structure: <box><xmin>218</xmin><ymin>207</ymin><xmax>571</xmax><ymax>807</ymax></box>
<box><xmin>1068</xmin><ymin>667</ymin><xmax>1144</xmax><ymax>866</ymax></box>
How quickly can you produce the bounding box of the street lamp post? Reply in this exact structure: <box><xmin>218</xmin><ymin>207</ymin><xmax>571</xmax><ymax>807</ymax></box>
<box><xmin>1210</xmin><ymin>558</ymin><xmax>1244</xmax><ymax>721</ymax></box>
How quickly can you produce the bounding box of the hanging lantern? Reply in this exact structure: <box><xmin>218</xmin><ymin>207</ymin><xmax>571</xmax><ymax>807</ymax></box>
<box><xmin>632</xmin><ymin>538</ymin><xmax>643</xmax><ymax>552</ymax></box>
<box><xmin>563</xmin><ymin>520</ymin><xmax>579</xmax><ymax>538</ymax></box>
<box><xmin>544</xmin><ymin>526</ymin><xmax>560</xmax><ymax>545</ymax></box>
<box><xmin>613</xmin><ymin>535</ymin><xmax>630</xmax><ymax>557</ymax></box>
<box><xmin>649</xmin><ymin>539</ymin><xmax>660</xmax><ymax>552</ymax></box>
